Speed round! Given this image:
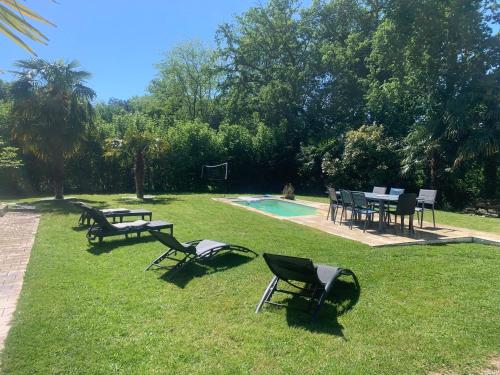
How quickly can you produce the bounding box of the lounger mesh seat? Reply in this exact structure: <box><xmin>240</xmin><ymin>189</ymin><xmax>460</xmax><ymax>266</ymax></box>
<box><xmin>85</xmin><ymin>207</ymin><xmax>172</xmax><ymax>242</ymax></box>
<box><xmin>256</xmin><ymin>253</ymin><xmax>358</xmax><ymax>321</ymax></box>
<box><xmin>145</xmin><ymin>231</ymin><xmax>257</xmax><ymax>275</ymax></box>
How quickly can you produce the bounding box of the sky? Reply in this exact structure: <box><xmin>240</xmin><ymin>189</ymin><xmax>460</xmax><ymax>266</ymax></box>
<box><xmin>0</xmin><ymin>0</ymin><xmax>265</xmax><ymax>101</ymax></box>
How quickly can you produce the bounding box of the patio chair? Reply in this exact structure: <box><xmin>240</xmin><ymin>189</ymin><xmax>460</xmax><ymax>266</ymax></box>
<box><xmin>255</xmin><ymin>253</ymin><xmax>359</xmax><ymax>321</ymax></box>
<box><xmin>415</xmin><ymin>189</ymin><xmax>437</xmax><ymax>228</ymax></box>
<box><xmin>339</xmin><ymin>190</ymin><xmax>354</xmax><ymax>228</ymax></box>
<box><xmin>372</xmin><ymin>186</ymin><xmax>387</xmax><ymax>194</ymax></box>
<box><xmin>144</xmin><ymin>231</ymin><xmax>258</xmax><ymax>274</ymax></box>
<box><xmin>389</xmin><ymin>187</ymin><xmax>404</xmax><ymax>196</ymax></box>
<box><xmin>370</xmin><ymin>186</ymin><xmax>387</xmax><ymax>210</ymax></box>
<box><xmin>85</xmin><ymin>207</ymin><xmax>172</xmax><ymax>243</ymax></box>
<box><xmin>351</xmin><ymin>191</ymin><xmax>376</xmax><ymax>232</ymax></box>
<box><xmin>326</xmin><ymin>187</ymin><xmax>342</xmax><ymax>223</ymax></box>
<box><xmin>386</xmin><ymin>193</ymin><xmax>417</xmax><ymax>231</ymax></box>
<box><xmin>387</xmin><ymin>188</ymin><xmax>405</xmax><ymax>222</ymax></box>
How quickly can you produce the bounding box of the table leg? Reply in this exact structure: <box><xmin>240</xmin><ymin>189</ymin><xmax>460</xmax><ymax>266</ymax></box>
<box><xmin>378</xmin><ymin>199</ymin><xmax>385</xmax><ymax>232</ymax></box>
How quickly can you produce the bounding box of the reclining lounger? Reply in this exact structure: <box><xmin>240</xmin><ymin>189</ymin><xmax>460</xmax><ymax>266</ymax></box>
<box><xmin>85</xmin><ymin>207</ymin><xmax>172</xmax><ymax>243</ymax></box>
<box><xmin>145</xmin><ymin>231</ymin><xmax>258</xmax><ymax>275</ymax></box>
<box><xmin>256</xmin><ymin>253</ymin><xmax>358</xmax><ymax>321</ymax></box>
<box><xmin>74</xmin><ymin>202</ymin><xmax>152</xmax><ymax>226</ymax></box>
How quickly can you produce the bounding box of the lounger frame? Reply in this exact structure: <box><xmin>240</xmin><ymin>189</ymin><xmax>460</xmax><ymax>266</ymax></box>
<box><xmin>256</xmin><ymin>253</ymin><xmax>358</xmax><ymax>321</ymax></box>
<box><xmin>145</xmin><ymin>231</ymin><xmax>257</xmax><ymax>275</ymax></box>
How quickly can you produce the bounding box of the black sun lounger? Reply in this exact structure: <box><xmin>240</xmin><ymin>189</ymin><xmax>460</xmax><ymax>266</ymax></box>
<box><xmin>145</xmin><ymin>231</ymin><xmax>258</xmax><ymax>275</ymax></box>
<box><xmin>74</xmin><ymin>202</ymin><xmax>152</xmax><ymax>226</ymax></box>
<box><xmin>85</xmin><ymin>207</ymin><xmax>172</xmax><ymax>243</ymax></box>
<box><xmin>255</xmin><ymin>253</ymin><xmax>358</xmax><ymax>321</ymax></box>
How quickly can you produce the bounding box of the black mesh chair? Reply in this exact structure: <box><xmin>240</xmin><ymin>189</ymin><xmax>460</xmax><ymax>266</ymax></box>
<box><xmin>339</xmin><ymin>190</ymin><xmax>354</xmax><ymax>228</ymax></box>
<box><xmin>386</xmin><ymin>193</ymin><xmax>417</xmax><ymax>231</ymax></box>
<box><xmin>415</xmin><ymin>189</ymin><xmax>437</xmax><ymax>228</ymax></box>
<box><xmin>255</xmin><ymin>253</ymin><xmax>359</xmax><ymax>321</ymax></box>
<box><xmin>326</xmin><ymin>187</ymin><xmax>342</xmax><ymax>223</ymax></box>
<box><xmin>351</xmin><ymin>192</ymin><xmax>376</xmax><ymax>232</ymax></box>
<box><xmin>387</xmin><ymin>188</ymin><xmax>405</xmax><ymax>222</ymax></box>
<box><xmin>370</xmin><ymin>187</ymin><xmax>387</xmax><ymax>210</ymax></box>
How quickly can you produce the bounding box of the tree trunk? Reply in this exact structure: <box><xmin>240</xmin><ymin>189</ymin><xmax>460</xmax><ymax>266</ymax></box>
<box><xmin>134</xmin><ymin>151</ymin><xmax>145</xmax><ymax>199</ymax></box>
<box><xmin>429</xmin><ymin>154</ymin><xmax>438</xmax><ymax>190</ymax></box>
<box><xmin>53</xmin><ymin>153</ymin><xmax>65</xmax><ymax>200</ymax></box>
<box><xmin>483</xmin><ymin>154</ymin><xmax>498</xmax><ymax>198</ymax></box>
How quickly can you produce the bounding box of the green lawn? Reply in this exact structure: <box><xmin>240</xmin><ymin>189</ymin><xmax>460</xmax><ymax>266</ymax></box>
<box><xmin>1</xmin><ymin>194</ymin><xmax>499</xmax><ymax>374</ymax></box>
<box><xmin>296</xmin><ymin>194</ymin><xmax>500</xmax><ymax>234</ymax></box>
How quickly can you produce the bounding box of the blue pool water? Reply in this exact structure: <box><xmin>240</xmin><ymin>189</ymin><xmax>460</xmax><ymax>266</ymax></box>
<box><xmin>234</xmin><ymin>198</ymin><xmax>317</xmax><ymax>217</ymax></box>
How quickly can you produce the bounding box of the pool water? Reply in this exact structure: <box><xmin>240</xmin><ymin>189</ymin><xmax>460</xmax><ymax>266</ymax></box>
<box><xmin>235</xmin><ymin>198</ymin><xmax>317</xmax><ymax>217</ymax></box>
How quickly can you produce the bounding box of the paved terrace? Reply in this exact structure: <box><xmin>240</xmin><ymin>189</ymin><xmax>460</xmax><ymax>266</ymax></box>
<box><xmin>0</xmin><ymin>211</ymin><xmax>40</xmax><ymax>353</ymax></box>
<box><xmin>217</xmin><ymin>197</ymin><xmax>500</xmax><ymax>247</ymax></box>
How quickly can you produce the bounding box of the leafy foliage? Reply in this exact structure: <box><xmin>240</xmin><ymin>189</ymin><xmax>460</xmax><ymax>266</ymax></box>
<box><xmin>322</xmin><ymin>125</ymin><xmax>399</xmax><ymax>190</ymax></box>
<box><xmin>0</xmin><ymin>137</ymin><xmax>22</xmax><ymax>168</ymax></box>
<box><xmin>9</xmin><ymin>59</ymin><xmax>95</xmax><ymax>198</ymax></box>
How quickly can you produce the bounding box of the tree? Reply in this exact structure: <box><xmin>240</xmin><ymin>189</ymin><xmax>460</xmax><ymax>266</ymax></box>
<box><xmin>105</xmin><ymin>113</ymin><xmax>163</xmax><ymax>199</ymax></box>
<box><xmin>322</xmin><ymin>125</ymin><xmax>400</xmax><ymax>190</ymax></box>
<box><xmin>216</xmin><ymin>0</ymin><xmax>314</xmax><ymax>135</ymax></box>
<box><xmin>10</xmin><ymin>59</ymin><xmax>95</xmax><ymax>199</ymax></box>
<box><xmin>149</xmin><ymin>41</ymin><xmax>222</xmax><ymax>126</ymax></box>
<box><xmin>366</xmin><ymin>0</ymin><xmax>499</xmax><ymax>195</ymax></box>
<box><xmin>0</xmin><ymin>0</ymin><xmax>55</xmax><ymax>55</ymax></box>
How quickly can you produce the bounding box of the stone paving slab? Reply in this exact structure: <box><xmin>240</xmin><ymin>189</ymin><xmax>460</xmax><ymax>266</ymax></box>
<box><xmin>217</xmin><ymin>197</ymin><xmax>500</xmax><ymax>247</ymax></box>
<box><xmin>0</xmin><ymin>211</ymin><xmax>40</xmax><ymax>353</ymax></box>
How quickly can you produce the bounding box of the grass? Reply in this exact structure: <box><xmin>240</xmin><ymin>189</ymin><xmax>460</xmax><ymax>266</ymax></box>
<box><xmin>1</xmin><ymin>193</ymin><xmax>499</xmax><ymax>374</ymax></box>
<box><xmin>296</xmin><ymin>194</ymin><xmax>500</xmax><ymax>234</ymax></box>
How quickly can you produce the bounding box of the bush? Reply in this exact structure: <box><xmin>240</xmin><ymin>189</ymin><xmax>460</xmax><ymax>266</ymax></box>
<box><xmin>322</xmin><ymin>124</ymin><xmax>400</xmax><ymax>190</ymax></box>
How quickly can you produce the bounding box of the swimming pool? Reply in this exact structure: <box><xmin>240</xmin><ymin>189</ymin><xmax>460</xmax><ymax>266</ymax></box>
<box><xmin>234</xmin><ymin>198</ymin><xmax>317</xmax><ymax>217</ymax></box>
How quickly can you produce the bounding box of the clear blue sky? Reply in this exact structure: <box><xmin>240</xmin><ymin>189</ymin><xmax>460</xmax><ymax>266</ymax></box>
<box><xmin>0</xmin><ymin>0</ymin><xmax>267</xmax><ymax>101</ymax></box>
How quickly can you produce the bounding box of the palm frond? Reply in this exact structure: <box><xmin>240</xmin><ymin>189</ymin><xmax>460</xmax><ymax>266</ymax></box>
<box><xmin>0</xmin><ymin>0</ymin><xmax>55</xmax><ymax>55</ymax></box>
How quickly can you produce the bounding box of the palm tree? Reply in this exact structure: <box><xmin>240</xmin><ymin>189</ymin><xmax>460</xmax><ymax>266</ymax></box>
<box><xmin>10</xmin><ymin>58</ymin><xmax>95</xmax><ymax>199</ymax></box>
<box><xmin>0</xmin><ymin>0</ymin><xmax>55</xmax><ymax>55</ymax></box>
<box><xmin>105</xmin><ymin>113</ymin><xmax>163</xmax><ymax>199</ymax></box>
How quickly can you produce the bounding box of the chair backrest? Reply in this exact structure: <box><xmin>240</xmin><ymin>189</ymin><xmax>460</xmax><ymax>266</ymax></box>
<box><xmin>372</xmin><ymin>186</ymin><xmax>387</xmax><ymax>194</ymax></box>
<box><xmin>85</xmin><ymin>207</ymin><xmax>116</xmax><ymax>231</ymax></box>
<box><xmin>150</xmin><ymin>231</ymin><xmax>195</xmax><ymax>254</ymax></box>
<box><xmin>351</xmin><ymin>191</ymin><xmax>367</xmax><ymax>208</ymax></box>
<box><xmin>389</xmin><ymin>187</ymin><xmax>405</xmax><ymax>196</ymax></box>
<box><xmin>340</xmin><ymin>190</ymin><xmax>353</xmax><ymax>205</ymax></box>
<box><xmin>417</xmin><ymin>189</ymin><xmax>437</xmax><ymax>204</ymax></box>
<box><xmin>327</xmin><ymin>187</ymin><xmax>338</xmax><ymax>204</ymax></box>
<box><xmin>396</xmin><ymin>193</ymin><xmax>417</xmax><ymax>215</ymax></box>
<box><xmin>263</xmin><ymin>253</ymin><xmax>319</xmax><ymax>284</ymax></box>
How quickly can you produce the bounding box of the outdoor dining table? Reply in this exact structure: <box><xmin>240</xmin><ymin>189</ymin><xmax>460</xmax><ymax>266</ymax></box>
<box><xmin>363</xmin><ymin>192</ymin><xmax>400</xmax><ymax>232</ymax></box>
<box><xmin>333</xmin><ymin>190</ymin><xmax>423</xmax><ymax>232</ymax></box>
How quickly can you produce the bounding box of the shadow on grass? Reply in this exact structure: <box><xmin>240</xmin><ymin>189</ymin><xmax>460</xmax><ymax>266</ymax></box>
<box><xmin>156</xmin><ymin>252</ymin><xmax>258</xmax><ymax>288</ymax></box>
<box><xmin>280</xmin><ymin>279</ymin><xmax>361</xmax><ymax>337</ymax></box>
<box><xmin>20</xmin><ymin>197</ymin><xmax>109</xmax><ymax>215</ymax></box>
<box><xmin>86</xmin><ymin>235</ymin><xmax>158</xmax><ymax>255</ymax></box>
<box><xmin>116</xmin><ymin>196</ymin><xmax>182</xmax><ymax>205</ymax></box>
<box><xmin>20</xmin><ymin>195</ymin><xmax>181</xmax><ymax>215</ymax></box>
